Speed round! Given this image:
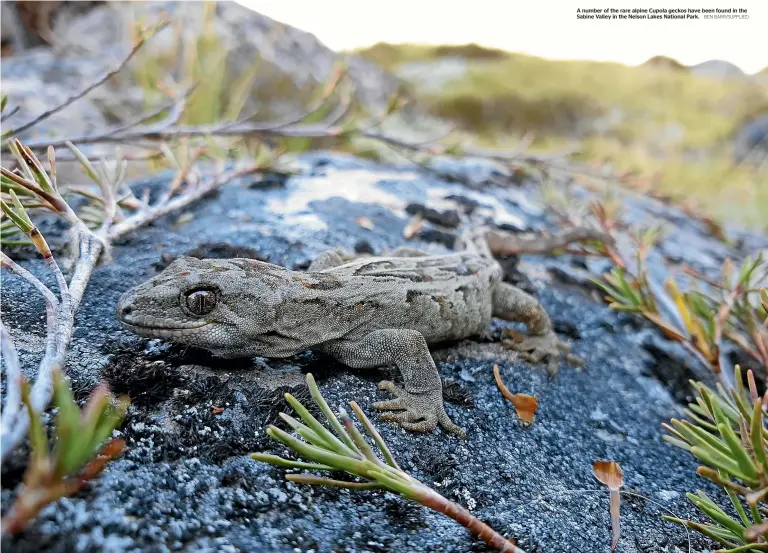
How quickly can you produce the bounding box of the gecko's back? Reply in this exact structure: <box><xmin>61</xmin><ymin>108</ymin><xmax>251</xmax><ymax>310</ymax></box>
<box><xmin>317</xmin><ymin>252</ymin><xmax>503</xmax><ymax>343</ymax></box>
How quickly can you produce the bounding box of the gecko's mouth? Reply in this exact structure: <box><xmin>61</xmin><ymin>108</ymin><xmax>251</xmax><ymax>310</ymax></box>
<box><xmin>118</xmin><ymin>319</ymin><xmax>210</xmax><ymax>339</ymax></box>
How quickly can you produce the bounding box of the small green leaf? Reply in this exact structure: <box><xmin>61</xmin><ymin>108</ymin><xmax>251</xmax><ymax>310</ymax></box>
<box><xmin>718</xmin><ymin>422</ymin><xmax>760</xmax><ymax>482</ymax></box>
<box><xmin>690</xmin><ymin>445</ymin><xmax>756</xmax><ymax>483</ymax></box>
<box><xmin>688</xmin><ymin>491</ymin><xmax>746</xmax><ymax>538</ymax></box>
<box><xmin>52</xmin><ymin>371</ymin><xmax>88</xmax><ymax>476</ymax></box>
<box><xmin>266</xmin><ymin>426</ymin><xmax>369</xmax><ymax>476</ymax></box>
<box><xmin>0</xmin><ymin>197</ymin><xmax>33</xmax><ymax>234</ymax></box>
<box><xmin>21</xmin><ymin>377</ymin><xmax>49</xmax><ymax>464</ymax></box>
<box><xmin>250</xmin><ymin>452</ymin><xmax>335</xmax><ymax>471</ymax></box>
<box><xmin>284</xmin><ymin>393</ymin><xmax>358</xmax><ymax>458</ymax></box>
<box><xmin>751</xmin><ymin>402</ymin><xmax>768</xmax><ymax>475</ymax></box>
<box><xmin>306</xmin><ymin>373</ymin><xmax>359</xmax><ymax>454</ymax></box>
<box><xmin>65</xmin><ymin>141</ymin><xmax>101</xmax><ymax>185</ymax></box>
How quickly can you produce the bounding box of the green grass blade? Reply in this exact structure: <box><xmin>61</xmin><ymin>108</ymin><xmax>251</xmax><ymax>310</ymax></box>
<box><xmin>306</xmin><ymin>373</ymin><xmax>360</xmax><ymax>454</ymax></box>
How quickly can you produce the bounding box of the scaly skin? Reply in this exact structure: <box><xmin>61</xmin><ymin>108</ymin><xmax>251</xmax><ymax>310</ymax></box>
<box><xmin>117</xmin><ymin>251</ymin><xmax>573</xmax><ymax>437</ymax></box>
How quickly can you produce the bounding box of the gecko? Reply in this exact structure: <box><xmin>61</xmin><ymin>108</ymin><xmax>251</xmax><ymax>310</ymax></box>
<box><xmin>116</xmin><ymin>246</ymin><xmax>576</xmax><ymax>437</ymax></box>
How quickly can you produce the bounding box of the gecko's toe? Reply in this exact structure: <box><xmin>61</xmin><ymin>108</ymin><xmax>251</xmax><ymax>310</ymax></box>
<box><xmin>522</xmin><ymin>349</ymin><xmax>546</xmax><ymax>363</ymax></box>
<box><xmin>374</xmin><ymin>380</ymin><xmax>466</xmax><ymax>438</ymax></box>
<box><xmin>566</xmin><ymin>352</ymin><xmax>585</xmax><ymax>368</ymax></box>
<box><xmin>379</xmin><ymin>410</ymin><xmax>421</xmax><ymax>423</ymax></box>
<box><xmin>373</xmin><ymin>397</ymin><xmax>407</xmax><ymax>411</ymax></box>
<box><xmin>546</xmin><ymin>356</ymin><xmax>560</xmax><ymax>376</ymax></box>
<box><xmin>437</xmin><ymin>411</ymin><xmax>467</xmax><ymax>438</ymax></box>
<box><xmin>401</xmin><ymin>419</ymin><xmax>437</xmax><ymax>433</ymax></box>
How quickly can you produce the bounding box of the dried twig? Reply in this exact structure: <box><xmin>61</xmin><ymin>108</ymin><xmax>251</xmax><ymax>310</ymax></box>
<box><xmin>1</xmin><ymin>105</ymin><xmax>21</xmax><ymax>124</ymax></box>
<box><xmin>6</xmin><ymin>22</ymin><xmax>168</xmax><ymax>138</ymax></box>
<box><xmin>485</xmin><ymin>227</ymin><xmax>614</xmax><ymax>256</ymax></box>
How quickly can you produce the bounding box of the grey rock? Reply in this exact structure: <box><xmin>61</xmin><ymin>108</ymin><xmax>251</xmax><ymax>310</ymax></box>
<box><xmin>4</xmin><ymin>152</ymin><xmax>762</xmax><ymax>552</ymax></box>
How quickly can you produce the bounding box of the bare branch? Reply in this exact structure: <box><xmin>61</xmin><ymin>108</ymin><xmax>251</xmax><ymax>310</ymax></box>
<box><xmin>108</xmin><ymin>162</ymin><xmax>261</xmax><ymax>241</ymax></box>
<box><xmin>1</xmin><ymin>105</ymin><xmax>21</xmax><ymax>124</ymax></box>
<box><xmin>7</xmin><ymin>23</ymin><xmax>167</xmax><ymax>138</ymax></box>
<box><xmin>484</xmin><ymin>227</ymin><xmax>615</xmax><ymax>255</ymax></box>
<box><xmin>0</xmin><ymin>320</ymin><xmax>23</xmax><ymax>424</ymax></box>
<box><xmin>106</xmin><ymin>84</ymin><xmax>197</xmax><ymax>136</ymax></box>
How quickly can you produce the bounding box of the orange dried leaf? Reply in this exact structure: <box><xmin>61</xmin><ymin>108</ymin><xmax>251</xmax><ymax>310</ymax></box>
<box><xmin>593</xmin><ymin>460</ymin><xmax>624</xmax><ymax>491</ymax></box>
<box><xmin>493</xmin><ymin>364</ymin><xmax>538</xmax><ymax>424</ymax></box>
<box><xmin>510</xmin><ymin>394</ymin><xmax>538</xmax><ymax>424</ymax></box>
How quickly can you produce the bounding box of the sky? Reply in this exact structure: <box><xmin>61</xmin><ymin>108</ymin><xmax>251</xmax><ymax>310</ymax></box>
<box><xmin>238</xmin><ymin>0</ymin><xmax>766</xmax><ymax>74</ymax></box>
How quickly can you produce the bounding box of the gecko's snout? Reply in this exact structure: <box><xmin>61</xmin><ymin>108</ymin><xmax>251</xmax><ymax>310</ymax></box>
<box><xmin>116</xmin><ymin>291</ymin><xmax>136</xmax><ymax>323</ymax></box>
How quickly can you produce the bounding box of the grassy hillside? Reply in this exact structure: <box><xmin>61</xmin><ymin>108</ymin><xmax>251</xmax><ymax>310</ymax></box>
<box><xmin>355</xmin><ymin>43</ymin><xmax>768</xmax><ymax>229</ymax></box>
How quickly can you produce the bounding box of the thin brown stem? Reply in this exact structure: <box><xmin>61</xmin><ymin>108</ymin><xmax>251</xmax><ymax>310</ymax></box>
<box><xmin>419</xmin><ymin>486</ymin><xmax>527</xmax><ymax>553</ymax></box>
<box><xmin>609</xmin><ymin>489</ymin><xmax>621</xmax><ymax>552</ymax></box>
<box><xmin>0</xmin><ymin>168</ymin><xmax>72</xmax><ymax>218</ymax></box>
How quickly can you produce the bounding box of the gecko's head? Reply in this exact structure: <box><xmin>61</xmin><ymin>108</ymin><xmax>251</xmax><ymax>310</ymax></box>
<box><xmin>116</xmin><ymin>257</ymin><xmax>285</xmax><ymax>357</ymax></box>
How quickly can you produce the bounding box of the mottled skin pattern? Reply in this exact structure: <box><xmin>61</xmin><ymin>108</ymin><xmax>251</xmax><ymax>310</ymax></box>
<box><xmin>117</xmin><ymin>250</ymin><xmax>571</xmax><ymax>436</ymax></box>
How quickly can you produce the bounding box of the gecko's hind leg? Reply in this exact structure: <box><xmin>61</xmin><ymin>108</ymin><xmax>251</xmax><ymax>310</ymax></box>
<box><xmin>319</xmin><ymin>329</ymin><xmax>465</xmax><ymax>437</ymax></box>
<box><xmin>492</xmin><ymin>282</ymin><xmax>582</xmax><ymax>374</ymax></box>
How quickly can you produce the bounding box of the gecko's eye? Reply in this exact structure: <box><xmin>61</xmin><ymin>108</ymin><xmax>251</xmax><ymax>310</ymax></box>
<box><xmin>184</xmin><ymin>288</ymin><xmax>218</xmax><ymax>316</ymax></box>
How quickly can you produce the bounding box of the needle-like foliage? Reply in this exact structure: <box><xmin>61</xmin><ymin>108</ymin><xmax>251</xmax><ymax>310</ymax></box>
<box><xmin>546</xmin><ymin>182</ymin><xmax>768</xmax><ymax>384</ymax></box>
<box><xmin>252</xmin><ymin>373</ymin><xmax>526</xmax><ymax>553</ymax></box>
<box><xmin>662</xmin><ymin>365</ymin><xmax>768</xmax><ymax>552</ymax></box>
<box><xmin>1</xmin><ymin>370</ymin><xmax>129</xmax><ymax>535</ymax></box>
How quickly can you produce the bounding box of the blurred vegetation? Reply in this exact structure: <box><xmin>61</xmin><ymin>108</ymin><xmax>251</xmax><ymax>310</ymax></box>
<box><xmin>128</xmin><ymin>2</ymin><xmax>363</xmax><ymax>163</ymax></box>
<box><xmin>355</xmin><ymin>43</ymin><xmax>768</xmax><ymax>229</ymax></box>
<box><xmin>132</xmin><ymin>2</ymin><xmax>283</xmax><ymax>125</ymax></box>
<box><xmin>663</xmin><ymin>365</ymin><xmax>768</xmax><ymax>552</ymax></box>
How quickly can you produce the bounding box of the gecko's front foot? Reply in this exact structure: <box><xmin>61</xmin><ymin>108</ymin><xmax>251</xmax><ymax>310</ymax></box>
<box><xmin>373</xmin><ymin>380</ymin><xmax>466</xmax><ymax>438</ymax></box>
<box><xmin>502</xmin><ymin>329</ymin><xmax>584</xmax><ymax>375</ymax></box>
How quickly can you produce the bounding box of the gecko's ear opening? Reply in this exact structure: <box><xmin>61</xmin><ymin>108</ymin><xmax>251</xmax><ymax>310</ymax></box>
<box><xmin>183</xmin><ymin>288</ymin><xmax>218</xmax><ymax>316</ymax></box>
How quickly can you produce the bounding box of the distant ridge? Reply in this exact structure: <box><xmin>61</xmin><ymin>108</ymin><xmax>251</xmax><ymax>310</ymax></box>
<box><xmin>689</xmin><ymin>59</ymin><xmax>747</xmax><ymax>80</ymax></box>
<box><xmin>641</xmin><ymin>55</ymin><xmax>688</xmax><ymax>71</ymax></box>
